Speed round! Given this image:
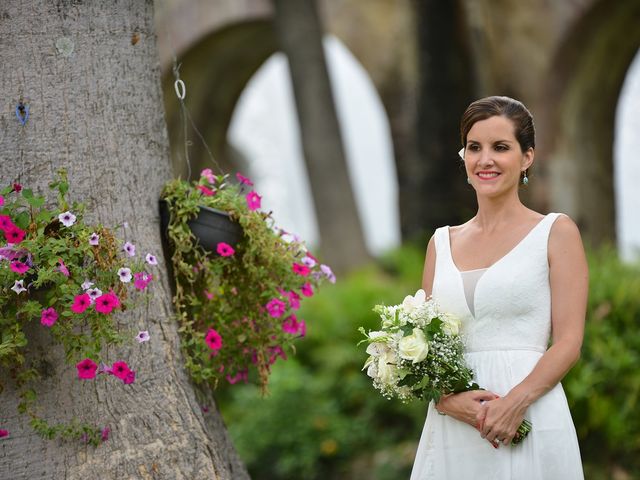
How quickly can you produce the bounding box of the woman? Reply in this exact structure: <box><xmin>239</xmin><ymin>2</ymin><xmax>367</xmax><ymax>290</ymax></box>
<box><xmin>410</xmin><ymin>96</ymin><xmax>587</xmax><ymax>479</ymax></box>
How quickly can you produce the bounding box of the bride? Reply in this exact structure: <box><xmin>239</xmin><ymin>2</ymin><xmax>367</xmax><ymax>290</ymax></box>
<box><xmin>410</xmin><ymin>96</ymin><xmax>586</xmax><ymax>479</ymax></box>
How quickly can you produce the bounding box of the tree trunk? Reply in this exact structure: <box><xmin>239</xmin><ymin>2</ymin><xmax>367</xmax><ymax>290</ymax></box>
<box><xmin>410</xmin><ymin>0</ymin><xmax>477</xmax><ymax>235</ymax></box>
<box><xmin>272</xmin><ymin>0</ymin><xmax>369</xmax><ymax>272</ymax></box>
<box><xmin>0</xmin><ymin>1</ymin><xmax>248</xmax><ymax>479</ymax></box>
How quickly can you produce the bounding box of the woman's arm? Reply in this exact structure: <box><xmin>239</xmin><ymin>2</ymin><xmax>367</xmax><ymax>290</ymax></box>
<box><xmin>478</xmin><ymin>214</ymin><xmax>588</xmax><ymax>446</ymax></box>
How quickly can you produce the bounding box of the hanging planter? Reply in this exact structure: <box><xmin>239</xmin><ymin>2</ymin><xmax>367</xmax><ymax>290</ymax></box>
<box><xmin>159</xmin><ymin>199</ymin><xmax>243</xmax><ymax>253</ymax></box>
<box><xmin>159</xmin><ymin>169</ymin><xmax>336</xmax><ymax>390</ymax></box>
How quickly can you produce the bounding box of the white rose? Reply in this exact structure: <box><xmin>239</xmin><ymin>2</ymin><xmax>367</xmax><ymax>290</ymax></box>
<box><xmin>402</xmin><ymin>289</ymin><xmax>427</xmax><ymax>313</ymax></box>
<box><xmin>377</xmin><ymin>355</ymin><xmax>398</xmax><ymax>384</ymax></box>
<box><xmin>441</xmin><ymin>315</ymin><xmax>460</xmax><ymax>336</ymax></box>
<box><xmin>398</xmin><ymin>328</ymin><xmax>429</xmax><ymax>363</ymax></box>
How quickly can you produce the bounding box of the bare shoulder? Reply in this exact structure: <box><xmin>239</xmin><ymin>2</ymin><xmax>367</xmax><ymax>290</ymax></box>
<box><xmin>548</xmin><ymin>214</ymin><xmax>586</xmax><ymax>263</ymax></box>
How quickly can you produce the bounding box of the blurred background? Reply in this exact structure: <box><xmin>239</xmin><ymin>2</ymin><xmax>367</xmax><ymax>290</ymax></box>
<box><xmin>154</xmin><ymin>0</ymin><xmax>640</xmax><ymax>478</ymax></box>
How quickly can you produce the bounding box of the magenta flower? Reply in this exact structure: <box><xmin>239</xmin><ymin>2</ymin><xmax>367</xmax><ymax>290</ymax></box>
<box><xmin>236</xmin><ymin>172</ymin><xmax>254</xmax><ymax>186</ymax></box>
<box><xmin>89</xmin><ymin>233</ymin><xmax>99</xmax><ymax>246</ymax></box>
<box><xmin>226</xmin><ymin>369</ymin><xmax>248</xmax><ymax>385</ymax></box>
<box><xmin>0</xmin><ymin>215</ymin><xmax>14</xmax><ymax>231</ymax></box>
<box><xmin>101</xmin><ymin>427</ymin><xmax>110</xmax><ymax>442</ymax></box>
<box><xmin>196</xmin><ymin>185</ymin><xmax>216</xmax><ymax>196</ymax></box>
<box><xmin>40</xmin><ymin>307</ymin><xmax>58</xmax><ymax>327</ymax></box>
<box><xmin>216</xmin><ymin>242</ymin><xmax>235</xmax><ymax>257</ymax></box>
<box><xmin>133</xmin><ymin>272</ymin><xmax>153</xmax><ymax>290</ymax></box>
<box><xmin>282</xmin><ymin>314</ymin><xmax>300</xmax><ymax>334</ymax></box>
<box><xmin>292</xmin><ymin>263</ymin><xmax>311</xmax><ymax>276</ymax></box>
<box><xmin>95</xmin><ymin>293</ymin><xmax>120</xmax><ymax>314</ymax></box>
<box><xmin>10</xmin><ymin>261</ymin><xmax>29</xmax><ymax>274</ymax></box>
<box><xmin>123</xmin><ymin>242</ymin><xmax>136</xmax><ymax>257</ymax></box>
<box><xmin>135</xmin><ymin>330</ymin><xmax>150</xmax><ymax>343</ymax></box>
<box><xmin>246</xmin><ymin>191</ymin><xmax>262</xmax><ymax>211</ymax></box>
<box><xmin>123</xmin><ymin>370</ymin><xmax>136</xmax><ymax>384</ymax></box>
<box><xmin>5</xmin><ymin>226</ymin><xmax>25</xmax><ymax>244</ymax></box>
<box><xmin>301</xmin><ymin>283</ymin><xmax>314</xmax><ymax>297</ymax></box>
<box><xmin>266</xmin><ymin>298</ymin><xmax>287</xmax><ymax>318</ymax></box>
<box><xmin>268</xmin><ymin>346</ymin><xmax>288</xmax><ymax>365</ymax></box>
<box><xmin>71</xmin><ymin>293</ymin><xmax>91</xmax><ymax>314</ymax></box>
<box><xmin>286</xmin><ymin>291</ymin><xmax>301</xmax><ymax>310</ymax></box>
<box><xmin>76</xmin><ymin>358</ymin><xmax>98</xmax><ymax>380</ymax></box>
<box><xmin>111</xmin><ymin>361</ymin><xmax>132</xmax><ymax>381</ymax></box>
<box><xmin>58</xmin><ymin>258</ymin><xmax>70</xmax><ymax>276</ymax></box>
<box><xmin>0</xmin><ymin>195</ymin><xmax>3</xmax><ymax>207</ymax></box>
<box><xmin>205</xmin><ymin>328</ymin><xmax>223</xmax><ymax>351</ymax></box>
<box><xmin>13</xmin><ymin>183</ymin><xmax>22</xmax><ymax>193</ymax></box>
<box><xmin>58</xmin><ymin>211</ymin><xmax>76</xmax><ymax>227</ymax></box>
<box><xmin>298</xmin><ymin>320</ymin><xmax>307</xmax><ymax>337</ymax></box>
<box><xmin>0</xmin><ymin>429</ymin><xmax>8</xmax><ymax>438</ymax></box>
<box><xmin>145</xmin><ymin>253</ymin><xmax>158</xmax><ymax>265</ymax></box>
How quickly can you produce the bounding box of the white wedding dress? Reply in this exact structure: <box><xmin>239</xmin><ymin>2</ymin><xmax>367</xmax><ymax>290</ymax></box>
<box><xmin>410</xmin><ymin>213</ymin><xmax>584</xmax><ymax>479</ymax></box>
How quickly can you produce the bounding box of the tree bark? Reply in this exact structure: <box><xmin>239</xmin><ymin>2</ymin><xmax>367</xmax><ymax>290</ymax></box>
<box><xmin>272</xmin><ymin>0</ymin><xmax>369</xmax><ymax>272</ymax></box>
<box><xmin>0</xmin><ymin>1</ymin><xmax>248</xmax><ymax>479</ymax></box>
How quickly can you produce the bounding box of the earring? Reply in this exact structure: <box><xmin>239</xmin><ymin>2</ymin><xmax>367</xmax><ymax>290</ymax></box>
<box><xmin>522</xmin><ymin>170</ymin><xmax>529</xmax><ymax>185</ymax></box>
<box><xmin>467</xmin><ymin>177</ymin><xmax>471</xmax><ymax>184</ymax></box>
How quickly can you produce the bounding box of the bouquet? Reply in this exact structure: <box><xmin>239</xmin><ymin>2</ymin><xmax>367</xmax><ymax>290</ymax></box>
<box><xmin>360</xmin><ymin>289</ymin><xmax>531</xmax><ymax>445</ymax></box>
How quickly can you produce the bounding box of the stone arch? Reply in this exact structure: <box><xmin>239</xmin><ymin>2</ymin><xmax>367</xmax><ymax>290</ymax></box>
<box><xmin>543</xmin><ymin>0</ymin><xmax>640</xmax><ymax>246</ymax></box>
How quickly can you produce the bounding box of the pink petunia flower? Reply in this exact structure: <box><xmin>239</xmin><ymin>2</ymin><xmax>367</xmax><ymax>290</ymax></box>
<box><xmin>0</xmin><ymin>429</ymin><xmax>8</xmax><ymax>438</ymax></box>
<box><xmin>204</xmin><ymin>290</ymin><xmax>215</xmax><ymax>300</ymax></box>
<box><xmin>282</xmin><ymin>314</ymin><xmax>300</xmax><ymax>334</ymax></box>
<box><xmin>89</xmin><ymin>233</ymin><xmax>99</xmax><ymax>246</ymax></box>
<box><xmin>205</xmin><ymin>328</ymin><xmax>223</xmax><ymax>351</ymax></box>
<box><xmin>301</xmin><ymin>283</ymin><xmax>314</xmax><ymax>297</ymax></box>
<box><xmin>292</xmin><ymin>263</ymin><xmax>311</xmax><ymax>276</ymax></box>
<box><xmin>320</xmin><ymin>264</ymin><xmax>336</xmax><ymax>283</ymax></box>
<box><xmin>101</xmin><ymin>427</ymin><xmax>110</xmax><ymax>442</ymax></box>
<box><xmin>0</xmin><ymin>215</ymin><xmax>15</xmax><ymax>231</ymax></box>
<box><xmin>123</xmin><ymin>370</ymin><xmax>136</xmax><ymax>384</ymax></box>
<box><xmin>216</xmin><ymin>242</ymin><xmax>235</xmax><ymax>257</ymax></box>
<box><xmin>226</xmin><ymin>369</ymin><xmax>248</xmax><ymax>385</ymax></box>
<box><xmin>123</xmin><ymin>242</ymin><xmax>136</xmax><ymax>257</ymax></box>
<box><xmin>76</xmin><ymin>358</ymin><xmax>98</xmax><ymax>380</ymax></box>
<box><xmin>40</xmin><ymin>307</ymin><xmax>58</xmax><ymax>327</ymax></box>
<box><xmin>57</xmin><ymin>258</ymin><xmax>70</xmax><ymax>276</ymax></box>
<box><xmin>71</xmin><ymin>293</ymin><xmax>91</xmax><ymax>314</ymax></box>
<box><xmin>12</xmin><ymin>183</ymin><xmax>22</xmax><ymax>193</ymax></box>
<box><xmin>236</xmin><ymin>172</ymin><xmax>254</xmax><ymax>186</ymax></box>
<box><xmin>135</xmin><ymin>330</ymin><xmax>150</xmax><ymax>343</ymax></box>
<box><xmin>0</xmin><ymin>195</ymin><xmax>3</xmax><ymax>207</ymax></box>
<box><xmin>266</xmin><ymin>298</ymin><xmax>287</xmax><ymax>318</ymax></box>
<box><xmin>268</xmin><ymin>346</ymin><xmax>288</xmax><ymax>365</ymax></box>
<box><xmin>10</xmin><ymin>261</ymin><xmax>29</xmax><ymax>274</ymax></box>
<box><xmin>298</xmin><ymin>320</ymin><xmax>307</xmax><ymax>337</ymax></box>
<box><xmin>246</xmin><ymin>191</ymin><xmax>261</xmax><ymax>211</ymax></box>
<box><xmin>196</xmin><ymin>185</ymin><xmax>216</xmax><ymax>196</ymax></box>
<box><xmin>286</xmin><ymin>290</ymin><xmax>300</xmax><ymax>310</ymax></box>
<box><xmin>11</xmin><ymin>280</ymin><xmax>26</xmax><ymax>294</ymax></box>
<box><xmin>145</xmin><ymin>253</ymin><xmax>158</xmax><ymax>265</ymax></box>
<box><xmin>110</xmin><ymin>361</ymin><xmax>131</xmax><ymax>381</ymax></box>
<box><xmin>5</xmin><ymin>226</ymin><xmax>25</xmax><ymax>244</ymax></box>
<box><xmin>95</xmin><ymin>293</ymin><xmax>120</xmax><ymax>314</ymax></box>
<box><xmin>201</xmin><ymin>168</ymin><xmax>216</xmax><ymax>184</ymax></box>
<box><xmin>58</xmin><ymin>211</ymin><xmax>76</xmax><ymax>227</ymax></box>
<box><xmin>133</xmin><ymin>272</ymin><xmax>153</xmax><ymax>290</ymax></box>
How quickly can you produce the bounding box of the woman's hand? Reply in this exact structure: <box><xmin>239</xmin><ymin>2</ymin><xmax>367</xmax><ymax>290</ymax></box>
<box><xmin>476</xmin><ymin>394</ymin><xmax>528</xmax><ymax>447</ymax></box>
<box><xmin>436</xmin><ymin>390</ymin><xmax>499</xmax><ymax>428</ymax></box>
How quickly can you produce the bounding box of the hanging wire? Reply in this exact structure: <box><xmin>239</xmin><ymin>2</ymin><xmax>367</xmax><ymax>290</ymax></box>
<box><xmin>169</xmin><ymin>40</ymin><xmax>223</xmax><ymax>178</ymax></box>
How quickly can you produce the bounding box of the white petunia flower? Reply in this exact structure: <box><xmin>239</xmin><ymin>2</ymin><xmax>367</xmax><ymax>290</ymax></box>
<box><xmin>58</xmin><ymin>211</ymin><xmax>77</xmax><ymax>227</ymax></box>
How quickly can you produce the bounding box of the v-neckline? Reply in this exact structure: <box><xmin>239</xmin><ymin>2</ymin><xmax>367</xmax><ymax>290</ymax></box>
<box><xmin>446</xmin><ymin>214</ymin><xmax>550</xmax><ymax>275</ymax></box>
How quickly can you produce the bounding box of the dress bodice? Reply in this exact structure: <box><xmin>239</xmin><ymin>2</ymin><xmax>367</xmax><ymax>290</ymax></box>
<box><xmin>432</xmin><ymin>213</ymin><xmax>561</xmax><ymax>353</ymax></box>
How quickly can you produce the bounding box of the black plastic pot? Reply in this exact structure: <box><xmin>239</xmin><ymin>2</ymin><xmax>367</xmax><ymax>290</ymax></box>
<box><xmin>159</xmin><ymin>199</ymin><xmax>243</xmax><ymax>253</ymax></box>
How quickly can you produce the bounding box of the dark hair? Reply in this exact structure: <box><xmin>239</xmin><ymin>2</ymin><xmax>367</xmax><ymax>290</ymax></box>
<box><xmin>460</xmin><ymin>96</ymin><xmax>535</xmax><ymax>152</ymax></box>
